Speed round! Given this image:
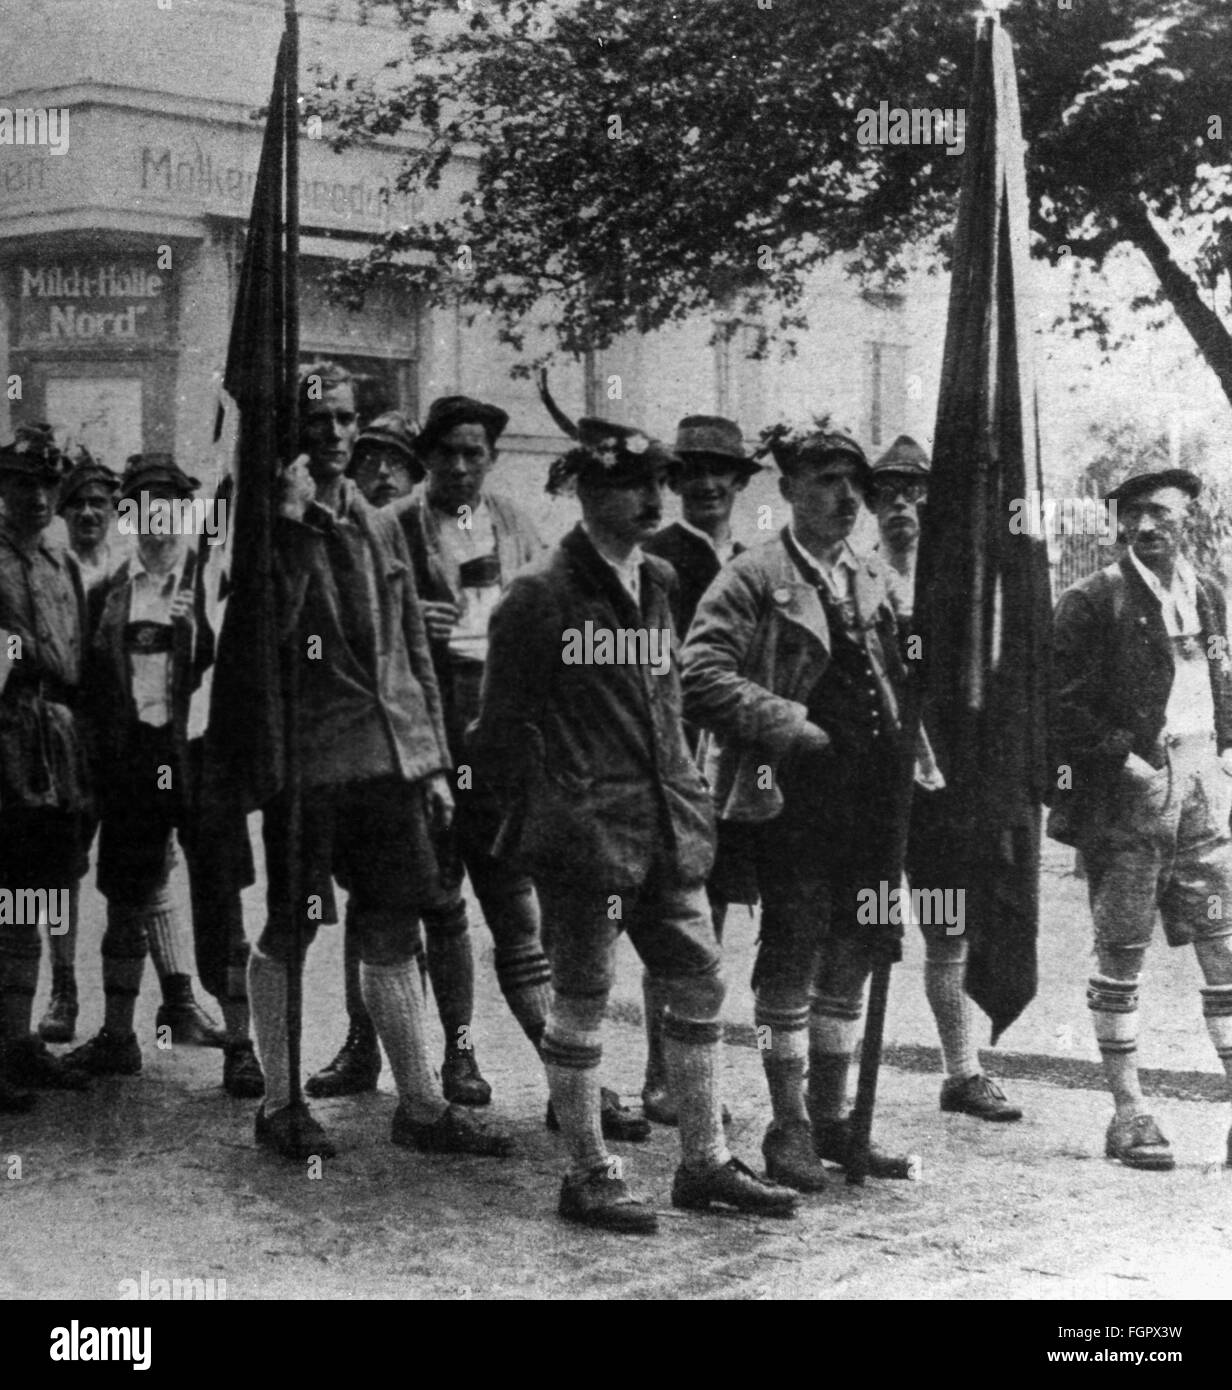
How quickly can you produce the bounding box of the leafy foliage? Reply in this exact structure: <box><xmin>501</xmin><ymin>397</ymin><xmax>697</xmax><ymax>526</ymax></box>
<box><xmin>312</xmin><ymin>0</ymin><xmax>1232</xmax><ymax>392</ymax></box>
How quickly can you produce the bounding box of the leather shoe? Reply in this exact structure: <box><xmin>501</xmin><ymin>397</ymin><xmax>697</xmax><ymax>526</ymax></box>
<box><xmin>37</xmin><ymin>988</ymin><xmax>78</xmax><ymax>1044</ymax></box>
<box><xmin>65</xmin><ymin>1028</ymin><xmax>142</xmax><ymax>1076</ymax></box>
<box><xmin>546</xmin><ymin>1088</ymin><xmax>651</xmax><ymax>1143</ymax></box>
<box><xmin>1105</xmin><ymin>1113</ymin><xmax>1174</xmax><ymax>1171</ymax></box>
<box><xmin>0</xmin><ymin>1074</ymin><xmax>36</xmax><ymax>1113</ymax></box>
<box><xmin>156</xmin><ymin>999</ymin><xmax>227</xmax><ymax>1049</ymax></box>
<box><xmin>4</xmin><ymin>1036</ymin><xmax>91</xmax><ymax>1091</ymax></box>
<box><xmin>255</xmin><ymin>1101</ymin><xmax>336</xmax><ymax>1160</ymax></box>
<box><xmin>442</xmin><ymin>1049</ymin><xmax>492</xmax><ymax>1107</ymax></box>
<box><xmin>940</xmin><ymin>1073</ymin><xmax>1023</xmax><ymax>1122</ymax></box>
<box><xmin>671</xmin><ymin>1155</ymin><xmax>799</xmax><ymax>1217</ymax></box>
<box><xmin>223</xmin><ymin>1040</ymin><xmax>265</xmax><ymax>1099</ymax></box>
<box><xmin>762</xmin><ymin>1119</ymin><xmax>828</xmax><ymax>1192</ymax></box>
<box><xmin>392</xmin><ymin>1102</ymin><xmax>514</xmax><ymax>1157</ymax></box>
<box><xmin>305</xmin><ymin>1023</ymin><xmax>381</xmax><ymax>1098</ymax></box>
<box><xmin>559</xmin><ymin>1166</ymin><xmax>658</xmax><ymax>1234</ymax></box>
<box><xmin>813</xmin><ymin>1117</ymin><xmax>914</xmax><ymax>1179</ymax></box>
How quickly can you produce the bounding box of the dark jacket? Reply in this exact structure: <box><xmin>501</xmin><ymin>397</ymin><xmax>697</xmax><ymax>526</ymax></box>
<box><xmin>1047</xmin><ymin>554</ymin><xmax>1232</xmax><ymax>847</ymax></box>
<box><xmin>0</xmin><ymin>522</ymin><xmax>92</xmax><ymax>815</ymax></box>
<box><xmin>643</xmin><ymin>522</ymin><xmax>743</xmax><ymax>636</ymax></box>
<box><xmin>680</xmin><ymin>530</ymin><xmax>908</xmax><ymax>823</ymax></box>
<box><xmin>275</xmin><ymin>480</ymin><xmax>451</xmax><ymax>787</ymax></box>
<box><xmin>469</xmin><ymin>523</ymin><xmax>715</xmax><ymax>889</ymax></box>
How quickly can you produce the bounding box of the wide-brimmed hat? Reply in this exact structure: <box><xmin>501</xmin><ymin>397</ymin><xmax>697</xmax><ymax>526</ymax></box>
<box><xmin>415</xmin><ymin>396</ymin><xmax>508</xmax><ymax>456</ymax></box>
<box><xmin>120</xmin><ymin>453</ymin><xmax>200</xmax><ymax>501</ymax></box>
<box><xmin>1106</xmin><ymin>469</ymin><xmax>1201</xmax><ymax>507</ymax></box>
<box><xmin>672</xmin><ymin>415</ymin><xmax>760</xmax><ymax>478</ymax></box>
<box><xmin>871</xmin><ymin>435</ymin><xmax>931</xmax><ymax>478</ymax></box>
<box><xmin>350</xmin><ymin>411</ymin><xmax>423</xmax><ymax>481</ymax></box>
<box><xmin>59</xmin><ymin>459</ymin><xmax>122</xmax><ymax>512</ymax></box>
<box><xmin>0</xmin><ymin>423</ymin><xmax>65</xmax><ymax>481</ymax></box>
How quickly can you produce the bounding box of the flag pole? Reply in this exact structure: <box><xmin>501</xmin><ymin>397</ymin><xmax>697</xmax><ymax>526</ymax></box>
<box><xmin>281</xmin><ymin>0</ymin><xmax>306</xmax><ymax>1118</ymax></box>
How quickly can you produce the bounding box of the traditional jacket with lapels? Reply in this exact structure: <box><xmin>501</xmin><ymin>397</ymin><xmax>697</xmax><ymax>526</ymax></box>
<box><xmin>680</xmin><ymin>526</ymin><xmax>908</xmax><ymax>824</ymax></box>
<box><xmin>1048</xmin><ymin>551</ymin><xmax>1232</xmax><ymax>848</ymax></box>
<box><xmin>469</xmin><ymin>522</ymin><xmax>714</xmax><ymax>889</ymax></box>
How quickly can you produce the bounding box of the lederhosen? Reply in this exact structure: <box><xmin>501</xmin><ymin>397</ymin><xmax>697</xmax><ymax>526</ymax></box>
<box><xmin>745</xmin><ymin>547</ymin><xmax>900</xmax><ymax>991</ymax></box>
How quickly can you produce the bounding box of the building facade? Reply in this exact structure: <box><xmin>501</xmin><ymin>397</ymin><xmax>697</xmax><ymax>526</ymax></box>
<box><xmin>0</xmin><ymin>0</ymin><xmax>930</xmax><ymax>543</ymax></box>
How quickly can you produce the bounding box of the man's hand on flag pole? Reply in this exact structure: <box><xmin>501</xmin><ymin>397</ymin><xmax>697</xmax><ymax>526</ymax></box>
<box><xmin>425</xmin><ymin>772</ymin><xmax>455</xmax><ymax>834</ymax></box>
<box><xmin>279</xmin><ymin>453</ymin><xmax>316</xmax><ymax>521</ymax></box>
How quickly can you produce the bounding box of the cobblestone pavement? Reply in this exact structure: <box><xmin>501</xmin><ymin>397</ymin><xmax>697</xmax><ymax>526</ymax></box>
<box><xmin>3</xmin><ymin>837</ymin><xmax>1232</xmax><ymax>1300</ymax></box>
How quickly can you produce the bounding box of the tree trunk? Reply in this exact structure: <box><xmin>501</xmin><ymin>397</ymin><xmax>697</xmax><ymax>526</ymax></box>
<box><xmin>1114</xmin><ymin>197</ymin><xmax>1232</xmax><ymax>411</ymax></box>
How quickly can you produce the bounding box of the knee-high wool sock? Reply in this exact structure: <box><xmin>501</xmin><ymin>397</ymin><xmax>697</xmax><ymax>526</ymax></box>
<box><xmin>542</xmin><ymin>994</ymin><xmax>608</xmax><ymax>1179</ymax></box>
<box><xmin>924</xmin><ymin>934</ymin><xmax>979</xmax><ymax>1080</ymax></box>
<box><xmin>361</xmin><ymin>959</ymin><xmax>448</xmax><ymax>1124</ymax></box>
<box><xmin>248</xmin><ymin>950</ymin><xmax>291</xmax><ymax>1111</ymax></box>
<box><xmin>1088</xmin><ymin>975</ymin><xmax>1144</xmax><ymax>1121</ymax></box>
<box><xmin>665</xmin><ymin>1012</ymin><xmax>730</xmax><ymax>1174</ymax></box>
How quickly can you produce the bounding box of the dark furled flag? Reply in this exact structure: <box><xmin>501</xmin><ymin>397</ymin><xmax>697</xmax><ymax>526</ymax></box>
<box><xmin>912</xmin><ymin>15</ymin><xmax>1052</xmax><ymax>1042</ymax></box>
<box><xmin>201</xmin><ymin>28</ymin><xmax>298</xmax><ymax>814</ymax></box>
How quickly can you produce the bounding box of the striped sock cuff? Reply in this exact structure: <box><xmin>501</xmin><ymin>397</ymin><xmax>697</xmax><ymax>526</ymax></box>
<box><xmin>663</xmin><ymin>1014</ymin><xmax>722</xmax><ymax>1047</ymax></box>
<box><xmin>542</xmin><ymin>1032</ymin><xmax>603</xmax><ymax>1070</ymax></box>
<box><xmin>754</xmin><ymin>1002</ymin><xmax>810</xmax><ymax>1034</ymax></box>
<box><xmin>1087</xmin><ymin>974</ymin><xmax>1139</xmax><ymax>1013</ymax></box>
<box><xmin>496</xmin><ymin>946</ymin><xmax>553</xmax><ymax>991</ymax></box>
<box><xmin>811</xmin><ymin>992</ymin><xmax>864</xmax><ymax>1024</ymax></box>
<box><xmin>1201</xmin><ymin>985</ymin><xmax>1232</xmax><ymax>1061</ymax></box>
<box><xmin>1089</xmin><ymin>976</ymin><xmax>1139</xmax><ymax>1052</ymax></box>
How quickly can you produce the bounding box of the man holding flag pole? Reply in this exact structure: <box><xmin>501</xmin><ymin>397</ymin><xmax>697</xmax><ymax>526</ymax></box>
<box><xmin>202</xmin><ymin>2</ymin><xmax>513</xmax><ymax>1163</ymax></box>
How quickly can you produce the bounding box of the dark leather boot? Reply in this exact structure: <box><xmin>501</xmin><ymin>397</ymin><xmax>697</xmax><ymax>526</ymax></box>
<box><xmin>155</xmin><ymin>975</ymin><xmax>226</xmax><ymax>1048</ymax></box>
<box><xmin>304</xmin><ymin>1017</ymin><xmax>381</xmax><ymax>1098</ymax></box>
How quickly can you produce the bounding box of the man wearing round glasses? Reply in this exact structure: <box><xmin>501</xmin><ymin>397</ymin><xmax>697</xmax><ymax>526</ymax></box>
<box><xmin>871</xmin><ymin>436</ymin><xmax>1023</xmax><ymax>1123</ymax></box>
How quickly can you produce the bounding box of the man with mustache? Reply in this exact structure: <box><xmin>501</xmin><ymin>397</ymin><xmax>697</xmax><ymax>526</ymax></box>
<box><xmin>471</xmin><ymin>419</ymin><xmax>796</xmax><ymax>1231</ymax></box>
<box><xmin>682</xmin><ymin>423</ymin><xmax>914</xmax><ymax>1191</ymax></box>
<box><xmin>0</xmin><ymin>426</ymin><xmax>93</xmax><ymax>1105</ymax></box>
<box><xmin>1050</xmin><ymin>468</ymin><xmax>1232</xmax><ymax>1169</ymax></box>
<box><xmin>869</xmin><ymin>437</ymin><xmax>1022</xmax><ymax>1122</ymax></box>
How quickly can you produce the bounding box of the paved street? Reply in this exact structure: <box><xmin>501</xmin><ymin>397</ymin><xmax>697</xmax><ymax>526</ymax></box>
<box><xmin>3</xmin><ymin>835</ymin><xmax>1232</xmax><ymax>1301</ymax></box>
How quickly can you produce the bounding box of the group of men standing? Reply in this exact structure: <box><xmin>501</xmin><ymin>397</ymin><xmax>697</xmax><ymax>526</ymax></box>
<box><xmin>4</xmin><ymin>368</ymin><xmax>1232</xmax><ymax>1235</ymax></box>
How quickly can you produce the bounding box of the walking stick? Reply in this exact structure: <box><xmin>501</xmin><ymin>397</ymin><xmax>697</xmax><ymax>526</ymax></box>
<box><xmin>845</xmin><ymin>686</ymin><xmax>923</xmax><ymax>1186</ymax></box>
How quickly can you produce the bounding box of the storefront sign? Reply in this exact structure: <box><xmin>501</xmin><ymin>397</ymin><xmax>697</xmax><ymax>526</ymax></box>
<box><xmin>15</xmin><ymin>258</ymin><xmax>173</xmax><ymax>347</ymax></box>
<box><xmin>139</xmin><ymin>139</ymin><xmax>422</xmax><ymax>231</ymax></box>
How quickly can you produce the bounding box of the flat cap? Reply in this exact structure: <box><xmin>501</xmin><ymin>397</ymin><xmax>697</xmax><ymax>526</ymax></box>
<box><xmin>1106</xmin><ymin>469</ymin><xmax>1201</xmax><ymax>506</ymax></box>
<box><xmin>120</xmin><ymin>453</ymin><xmax>200</xmax><ymax>500</ymax></box>
<box><xmin>416</xmin><ymin>396</ymin><xmax>509</xmax><ymax>455</ymax></box>
<box><xmin>0</xmin><ymin>423</ymin><xmax>65</xmax><ymax>480</ymax></box>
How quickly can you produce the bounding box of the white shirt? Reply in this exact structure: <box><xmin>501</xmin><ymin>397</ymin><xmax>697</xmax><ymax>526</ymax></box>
<box><xmin>678</xmin><ymin>517</ymin><xmax>739</xmax><ymax>566</ymax></box>
<box><xmin>437</xmin><ymin>498</ymin><xmax>501</xmax><ymax>663</ymax></box>
<box><xmin>790</xmin><ymin>530</ymin><xmax>858</xmax><ymax>603</ymax></box>
<box><xmin>583</xmin><ymin>523</ymin><xmax>643</xmax><ymax>605</ymax></box>
<box><xmin>1128</xmin><ymin>548</ymin><xmax>1200</xmax><ymax>637</ymax></box>
<box><xmin>127</xmin><ymin>556</ymin><xmax>178</xmax><ymax>728</ymax></box>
